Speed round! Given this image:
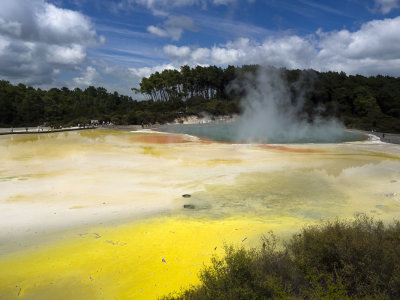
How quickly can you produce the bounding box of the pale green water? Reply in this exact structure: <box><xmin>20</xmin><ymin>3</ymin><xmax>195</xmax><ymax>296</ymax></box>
<box><xmin>159</xmin><ymin>122</ymin><xmax>366</xmax><ymax>143</ymax></box>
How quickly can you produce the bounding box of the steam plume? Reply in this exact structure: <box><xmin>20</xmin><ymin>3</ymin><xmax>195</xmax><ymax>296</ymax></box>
<box><xmin>232</xmin><ymin>67</ymin><xmax>347</xmax><ymax>143</ymax></box>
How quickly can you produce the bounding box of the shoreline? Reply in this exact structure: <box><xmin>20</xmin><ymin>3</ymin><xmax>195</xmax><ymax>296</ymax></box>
<box><xmin>348</xmin><ymin>129</ymin><xmax>400</xmax><ymax>145</ymax></box>
<box><xmin>2</xmin><ymin>121</ymin><xmax>399</xmax><ymax>145</ymax></box>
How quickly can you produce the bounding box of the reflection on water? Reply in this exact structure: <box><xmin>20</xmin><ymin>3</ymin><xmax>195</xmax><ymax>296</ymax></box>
<box><xmin>0</xmin><ymin>129</ymin><xmax>399</xmax><ymax>299</ymax></box>
<box><xmin>183</xmin><ymin>170</ymin><xmax>347</xmax><ymax>219</ymax></box>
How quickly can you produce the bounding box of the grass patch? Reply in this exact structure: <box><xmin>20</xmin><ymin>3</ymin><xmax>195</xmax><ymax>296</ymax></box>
<box><xmin>162</xmin><ymin>216</ymin><xmax>400</xmax><ymax>299</ymax></box>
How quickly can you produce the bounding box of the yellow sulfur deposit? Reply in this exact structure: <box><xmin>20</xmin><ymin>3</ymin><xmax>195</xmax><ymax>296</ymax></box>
<box><xmin>0</xmin><ymin>215</ymin><xmax>305</xmax><ymax>300</ymax></box>
<box><xmin>0</xmin><ymin>129</ymin><xmax>400</xmax><ymax>299</ymax></box>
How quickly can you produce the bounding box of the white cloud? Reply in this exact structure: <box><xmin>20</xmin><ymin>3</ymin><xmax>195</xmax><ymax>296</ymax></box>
<box><xmin>115</xmin><ymin>0</ymin><xmax>234</xmax><ymax>12</ymax></box>
<box><xmin>0</xmin><ymin>0</ymin><xmax>98</xmax><ymax>45</ymax></box>
<box><xmin>0</xmin><ymin>0</ymin><xmax>99</xmax><ymax>85</ymax></box>
<box><xmin>35</xmin><ymin>3</ymin><xmax>97</xmax><ymax>45</ymax></box>
<box><xmin>213</xmin><ymin>0</ymin><xmax>236</xmax><ymax>4</ymax></box>
<box><xmin>191</xmin><ymin>47</ymin><xmax>211</xmax><ymax>64</ymax></box>
<box><xmin>163</xmin><ymin>45</ymin><xmax>191</xmax><ymax>59</ymax></box>
<box><xmin>73</xmin><ymin>66</ymin><xmax>100</xmax><ymax>86</ymax></box>
<box><xmin>93</xmin><ymin>61</ymin><xmax>180</xmax><ymax>98</ymax></box>
<box><xmin>317</xmin><ymin>16</ymin><xmax>400</xmax><ymax>73</ymax></box>
<box><xmin>128</xmin><ymin>63</ymin><xmax>177</xmax><ymax>98</ymax></box>
<box><xmin>129</xmin><ymin>63</ymin><xmax>176</xmax><ymax>78</ymax></box>
<box><xmin>160</xmin><ymin>16</ymin><xmax>400</xmax><ymax>77</ymax></box>
<box><xmin>99</xmin><ymin>35</ymin><xmax>106</xmax><ymax>45</ymax></box>
<box><xmin>163</xmin><ymin>36</ymin><xmax>316</xmax><ymax>69</ymax></box>
<box><xmin>164</xmin><ymin>15</ymin><xmax>196</xmax><ymax>30</ymax></box>
<box><xmin>147</xmin><ymin>15</ymin><xmax>197</xmax><ymax>40</ymax></box>
<box><xmin>46</xmin><ymin>44</ymin><xmax>86</xmax><ymax>65</ymax></box>
<box><xmin>0</xmin><ymin>18</ymin><xmax>22</xmax><ymax>36</ymax></box>
<box><xmin>89</xmin><ymin>61</ymin><xmax>146</xmax><ymax>96</ymax></box>
<box><xmin>0</xmin><ymin>36</ymin><xmax>10</xmax><ymax>54</ymax></box>
<box><xmin>134</xmin><ymin>0</ymin><xmax>198</xmax><ymax>8</ymax></box>
<box><xmin>374</xmin><ymin>0</ymin><xmax>399</xmax><ymax>14</ymax></box>
<box><xmin>147</xmin><ymin>25</ymin><xmax>172</xmax><ymax>38</ymax></box>
<box><xmin>147</xmin><ymin>25</ymin><xmax>183</xmax><ymax>40</ymax></box>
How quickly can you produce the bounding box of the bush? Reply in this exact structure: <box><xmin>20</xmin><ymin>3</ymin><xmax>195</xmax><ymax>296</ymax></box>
<box><xmin>161</xmin><ymin>216</ymin><xmax>400</xmax><ymax>300</ymax></box>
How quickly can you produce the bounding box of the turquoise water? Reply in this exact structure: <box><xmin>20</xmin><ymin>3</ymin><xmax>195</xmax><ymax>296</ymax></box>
<box><xmin>159</xmin><ymin>122</ymin><xmax>366</xmax><ymax>143</ymax></box>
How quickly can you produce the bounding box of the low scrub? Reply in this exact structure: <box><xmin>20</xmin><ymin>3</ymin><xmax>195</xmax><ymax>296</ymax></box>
<box><xmin>162</xmin><ymin>216</ymin><xmax>400</xmax><ymax>299</ymax></box>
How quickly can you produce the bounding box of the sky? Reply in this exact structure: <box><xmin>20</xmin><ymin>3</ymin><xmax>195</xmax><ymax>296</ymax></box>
<box><xmin>0</xmin><ymin>0</ymin><xmax>400</xmax><ymax>97</ymax></box>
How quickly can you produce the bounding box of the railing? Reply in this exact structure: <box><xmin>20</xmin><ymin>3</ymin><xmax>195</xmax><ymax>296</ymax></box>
<box><xmin>381</xmin><ymin>137</ymin><xmax>400</xmax><ymax>145</ymax></box>
<box><xmin>0</xmin><ymin>126</ymin><xmax>96</xmax><ymax>136</ymax></box>
<box><xmin>369</xmin><ymin>131</ymin><xmax>400</xmax><ymax>145</ymax></box>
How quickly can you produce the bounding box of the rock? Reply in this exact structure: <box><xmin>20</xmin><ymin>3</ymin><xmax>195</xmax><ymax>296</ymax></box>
<box><xmin>182</xmin><ymin>194</ymin><xmax>191</xmax><ymax>198</ymax></box>
<box><xmin>183</xmin><ymin>204</ymin><xmax>195</xmax><ymax>209</ymax></box>
<box><xmin>385</xmin><ymin>192</ymin><xmax>397</xmax><ymax>198</ymax></box>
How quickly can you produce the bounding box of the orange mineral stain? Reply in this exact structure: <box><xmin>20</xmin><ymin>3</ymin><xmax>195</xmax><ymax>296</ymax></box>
<box><xmin>258</xmin><ymin>144</ymin><xmax>327</xmax><ymax>153</ymax></box>
<box><xmin>130</xmin><ymin>134</ymin><xmax>189</xmax><ymax>144</ymax></box>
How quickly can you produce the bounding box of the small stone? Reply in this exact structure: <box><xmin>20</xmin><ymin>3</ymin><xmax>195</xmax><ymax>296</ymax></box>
<box><xmin>385</xmin><ymin>192</ymin><xmax>397</xmax><ymax>197</ymax></box>
<box><xmin>182</xmin><ymin>194</ymin><xmax>191</xmax><ymax>198</ymax></box>
<box><xmin>183</xmin><ymin>204</ymin><xmax>195</xmax><ymax>209</ymax></box>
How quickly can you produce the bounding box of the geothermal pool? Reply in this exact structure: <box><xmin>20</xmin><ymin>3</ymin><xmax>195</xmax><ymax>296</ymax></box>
<box><xmin>159</xmin><ymin>122</ymin><xmax>366</xmax><ymax>143</ymax></box>
<box><xmin>0</xmin><ymin>128</ymin><xmax>400</xmax><ymax>299</ymax></box>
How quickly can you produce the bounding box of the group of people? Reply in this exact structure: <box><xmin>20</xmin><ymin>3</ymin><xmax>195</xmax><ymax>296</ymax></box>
<box><xmin>7</xmin><ymin>121</ymin><xmax>116</xmax><ymax>134</ymax></box>
<box><xmin>9</xmin><ymin>126</ymin><xmax>54</xmax><ymax>133</ymax></box>
<box><xmin>141</xmin><ymin>122</ymin><xmax>152</xmax><ymax>128</ymax></box>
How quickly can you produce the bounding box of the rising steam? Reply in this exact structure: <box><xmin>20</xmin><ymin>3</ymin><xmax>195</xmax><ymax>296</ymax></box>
<box><xmin>231</xmin><ymin>67</ymin><xmax>349</xmax><ymax>143</ymax></box>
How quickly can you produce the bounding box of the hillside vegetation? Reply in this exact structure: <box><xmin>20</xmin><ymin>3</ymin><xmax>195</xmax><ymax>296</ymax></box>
<box><xmin>1</xmin><ymin>65</ymin><xmax>400</xmax><ymax>132</ymax></box>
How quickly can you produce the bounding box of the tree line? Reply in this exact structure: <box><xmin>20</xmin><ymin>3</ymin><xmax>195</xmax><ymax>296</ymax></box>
<box><xmin>0</xmin><ymin>80</ymin><xmax>239</xmax><ymax>128</ymax></box>
<box><xmin>1</xmin><ymin>65</ymin><xmax>400</xmax><ymax>132</ymax></box>
<box><xmin>133</xmin><ymin>65</ymin><xmax>234</xmax><ymax>102</ymax></box>
<box><xmin>135</xmin><ymin>65</ymin><xmax>400</xmax><ymax>132</ymax></box>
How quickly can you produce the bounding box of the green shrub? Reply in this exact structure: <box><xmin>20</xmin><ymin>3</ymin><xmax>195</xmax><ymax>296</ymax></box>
<box><xmin>161</xmin><ymin>216</ymin><xmax>400</xmax><ymax>300</ymax></box>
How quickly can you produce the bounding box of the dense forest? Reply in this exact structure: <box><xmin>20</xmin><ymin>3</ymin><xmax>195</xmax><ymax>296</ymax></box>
<box><xmin>0</xmin><ymin>79</ymin><xmax>239</xmax><ymax>128</ymax></box>
<box><xmin>1</xmin><ymin>65</ymin><xmax>400</xmax><ymax>132</ymax></box>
